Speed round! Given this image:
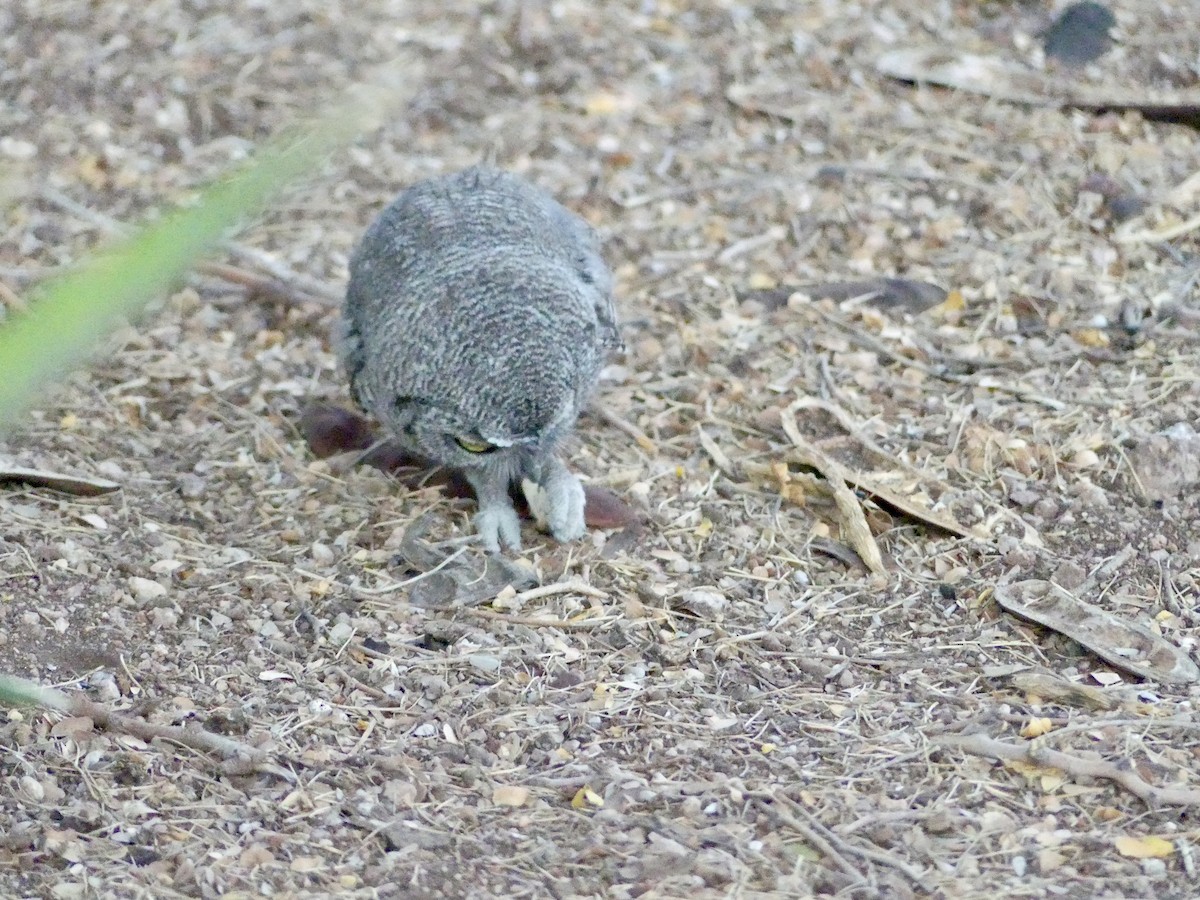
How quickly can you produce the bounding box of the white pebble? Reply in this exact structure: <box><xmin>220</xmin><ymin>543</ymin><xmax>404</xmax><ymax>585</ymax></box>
<box><xmin>677</xmin><ymin>589</ymin><xmax>728</xmax><ymax>620</ymax></box>
<box><xmin>0</xmin><ymin>138</ymin><xmax>36</xmax><ymax>159</ymax></box>
<box><xmin>128</xmin><ymin>576</ymin><xmax>167</xmax><ymax>603</ymax></box>
<box><xmin>469</xmin><ymin>654</ymin><xmax>502</xmax><ymax>673</ymax></box>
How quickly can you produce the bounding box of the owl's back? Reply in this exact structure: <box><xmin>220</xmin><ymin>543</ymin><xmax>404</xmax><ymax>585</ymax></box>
<box><xmin>342</xmin><ymin>167</ymin><xmax>618</xmax><ymax>442</ymax></box>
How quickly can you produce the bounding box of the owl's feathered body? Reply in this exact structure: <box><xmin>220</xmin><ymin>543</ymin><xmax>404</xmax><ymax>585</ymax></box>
<box><xmin>341</xmin><ymin>166</ymin><xmax>619</xmax><ymax>551</ymax></box>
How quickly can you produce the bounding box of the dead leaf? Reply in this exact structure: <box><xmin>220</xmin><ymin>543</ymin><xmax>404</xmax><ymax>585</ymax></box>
<box><xmin>570</xmin><ymin>786</ymin><xmax>604</xmax><ymax>810</ymax></box>
<box><xmin>492</xmin><ymin>785</ymin><xmax>530</xmax><ymax>808</ymax></box>
<box><xmin>581</xmin><ymin>485</ymin><xmax>639</xmax><ymax>529</ymax></box>
<box><xmin>993</xmin><ymin>580</ymin><xmax>1199</xmax><ymax>684</ymax></box>
<box><xmin>1020</xmin><ymin>718</ymin><xmax>1055</xmax><ymax>738</ymax></box>
<box><xmin>1113</xmin><ymin>835</ymin><xmax>1175</xmax><ymax>859</ymax></box>
<box><xmin>0</xmin><ymin>464</ymin><xmax>120</xmax><ymax>497</ymax></box>
<box><xmin>299</xmin><ymin>403</ymin><xmax>377</xmax><ymax>458</ymax></box>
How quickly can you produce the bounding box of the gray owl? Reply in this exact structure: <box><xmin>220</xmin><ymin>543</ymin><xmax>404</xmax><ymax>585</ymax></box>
<box><xmin>340</xmin><ymin>166</ymin><xmax>620</xmax><ymax>552</ymax></box>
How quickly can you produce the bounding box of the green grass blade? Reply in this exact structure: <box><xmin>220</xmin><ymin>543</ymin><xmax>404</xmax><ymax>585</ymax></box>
<box><xmin>0</xmin><ymin>72</ymin><xmax>403</xmax><ymax>432</ymax></box>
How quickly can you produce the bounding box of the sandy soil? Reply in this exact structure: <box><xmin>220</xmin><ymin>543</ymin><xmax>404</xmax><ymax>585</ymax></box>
<box><xmin>1</xmin><ymin>1</ymin><xmax>1199</xmax><ymax>897</ymax></box>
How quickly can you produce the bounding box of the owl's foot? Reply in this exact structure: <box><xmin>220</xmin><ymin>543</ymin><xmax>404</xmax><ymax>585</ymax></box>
<box><xmin>465</xmin><ymin>467</ymin><xmax>524</xmax><ymax>552</ymax></box>
<box><xmin>522</xmin><ymin>459</ymin><xmax>586</xmax><ymax>543</ymax></box>
<box><xmin>474</xmin><ymin>503</ymin><xmax>523</xmax><ymax>553</ymax></box>
<box><xmin>545</xmin><ymin>470</ymin><xmax>586</xmax><ymax>542</ymax></box>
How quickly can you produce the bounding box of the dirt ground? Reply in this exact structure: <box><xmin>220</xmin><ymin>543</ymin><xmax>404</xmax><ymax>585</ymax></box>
<box><xmin>2</xmin><ymin>1</ymin><xmax>1200</xmax><ymax>897</ymax></box>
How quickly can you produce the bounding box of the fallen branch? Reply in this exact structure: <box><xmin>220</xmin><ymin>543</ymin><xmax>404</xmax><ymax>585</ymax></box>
<box><xmin>750</xmin><ymin>790</ymin><xmax>927</xmax><ymax>886</ymax></box>
<box><xmin>749</xmin><ymin>794</ymin><xmax>868</xmax><ymax>888</ymax></box>
<box><xmin>0</xmin><ymin>672</ymin><xmax>291</xmax><ymax>780</ymax></box>
<box><xmin>938</xmin><ymin>732</ymin><xmax>1200</xmax><ymax>808</ymax></box>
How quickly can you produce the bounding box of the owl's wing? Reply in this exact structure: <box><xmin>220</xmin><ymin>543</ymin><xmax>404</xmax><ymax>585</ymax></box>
<box><xmin>336</xmin><ymin>306</ymin><xmax>372</xmax><ymax>413</ymax></box>
<box><xmin>594</xmin><ymin>285</ymin><xmax>623</xmax><ymax>352</ymax></box>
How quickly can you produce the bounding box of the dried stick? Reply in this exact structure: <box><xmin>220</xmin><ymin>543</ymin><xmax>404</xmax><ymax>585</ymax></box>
<box><xmin>511</xmin><ymin>579</ymin><xmax>609</xmax><ymax>603</ymax></box>
<box><xmin>780</xmin><ymin>404</ymin><xmax>887</xmax><ymax>578</ymax></box>
<box><xmin>749</xmin><ymin>793</ymin><xmax>868</xmax><ymax>888</ymax></box>
<box><xmin>76</xmin><ymin>694</ymin><xmax>287</xmax><ymax>778</ymax></box>
<box><xmin>938</xmin><ymin>732</ymin><xmax>1200</xmax><ymax>808</ymax></box>
<box><xmin>809</xmin><ymin>305</ymin><xmax>1115</xmax><ymax>410</ymax></box>
<box><xmin>465</xmin><ymin>606</ymin><xmax>616</xmax><ymax>630</ymax></box>
<box><xmin>590</xmin><ymin>401</ymin><xmax>657</xmax><ymax>453</ymax></box>
<box><xmin>1</xmin><ymin>673</ymin><xmax>291</xmax><ymax>780</ymax></box>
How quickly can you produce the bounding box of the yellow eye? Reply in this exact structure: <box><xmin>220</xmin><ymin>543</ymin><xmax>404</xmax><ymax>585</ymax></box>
<box><xmin>454</xmin><ymin>436</ymin><xmax>495</xmax><ymax>454</ymax></box>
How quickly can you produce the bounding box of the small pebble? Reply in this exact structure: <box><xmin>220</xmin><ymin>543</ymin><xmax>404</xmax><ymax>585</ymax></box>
<box><xmin>175</xmin><ymin>474</ymin><xmax>206</xmax><ymax>499</ymax></box>
<box><xmin>676</xmin><ymin>589</ymin><xmax>728</xmax><ymax>620</ymax></box>
<box><xmin>1043</xmin><ymin>1</ymin><xmax>1115</xmax><ymax>66</ymax></box>
<box><xmin>128</xmin><ymin>576</ymin><xmax>167</xmax><ymax>603</ymax></box>
<box><xmin>1141</xmin><ymin>858</ymin><xmax>1167</xmax><ymax>877</ymax></box>
<box><xmin>469</xmin><ymin>654</ymin><xmax>502</xmax><ymax>674</ymax></box>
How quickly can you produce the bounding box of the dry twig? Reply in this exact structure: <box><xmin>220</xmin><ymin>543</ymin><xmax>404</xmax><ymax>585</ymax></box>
<box><xmin>780</xmin><ymin>404</ymin><xmax>887</xmax><ymax>578</ymax></box>
<box><xmin>938</xmin><ymin>733</ymin><xmax>1200</xmax><ymax>808</ymax></box>
<box><xmin>14</xmin><ymin>682</ymin><xmax>292</xmax><ymax>780</ymax></box>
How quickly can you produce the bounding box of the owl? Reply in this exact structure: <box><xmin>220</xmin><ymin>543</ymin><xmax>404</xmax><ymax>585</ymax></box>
<box><xmin>340</xmin><ymin>166</ymin><xmax>620</xmax><ymax>552</ymax></box>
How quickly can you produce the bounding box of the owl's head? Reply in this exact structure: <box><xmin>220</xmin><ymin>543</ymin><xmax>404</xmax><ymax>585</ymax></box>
<box><xmin>386</xmin><ymin>384</ymin><xmax>581</xmax><ymax>475</ymax></box>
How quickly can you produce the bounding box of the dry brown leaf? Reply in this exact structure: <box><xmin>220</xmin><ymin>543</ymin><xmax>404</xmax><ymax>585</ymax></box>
<box><xmin>0</xmin><ymin>464</ymin><xmax>121</xmax><ymax>497</ymax></box>
<box><xmin>1113</xmin><ymin>836</ymin><xmax>1175</xmax><ymax>859</ymax></box>
<box><xmin>994</xmin><ymin>580</ymin><xmax>1199</xmax><ymax>684</ymax></box>
<box><xmin>571</xmin><ymin>786</ymin><xmax>604</xmax><ymax>810</ymax></box>
<box><xmin>492</xmin><ymin>785</ymin><xmax>530</xmax><ymax>808</ymax></box>
<box><xmin>1020</xmin><ymin>718</ymin><xmax>1055</xmax><ymax>739</ymax></box>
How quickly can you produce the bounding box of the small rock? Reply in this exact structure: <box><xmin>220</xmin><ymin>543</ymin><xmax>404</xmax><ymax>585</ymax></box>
<box><xmin>1051</xmin><ymin>560</ymin><xmax>1088</xmax><ymax>590</ymax></box>
<box><xmin>90</xmin><ymin>672</ymin><xmax>121</xmax><ymax>702</ymax></box>
<box><xmin>127</xmin><ymin>576</ymin><xmax>167</xmax><ymax>603</ymax></box>
<box><xmin>0</xmin><ymin>137</ymin><xmax>37</xmax><ymax>159</ymax></box>
<box><xmin>150</xmin><ymin>607</ymin><xmax>178</xmax><ymax>628</ymax></box>
<box><xmin>175</xmin><ymin>474</ymin><xmax>206</xmax><ymax>499</ymax></box>
<box><xmin>1043</xmin><ymin>2</ymin><xmax>1115</xmax><ymax>66</ymax></box>
<box><xmin>675</xmin><ymin>588</ymin><xmax>728</xmax><ymax>620</ymax></box>
<box><xmin>469</xmin><ymin>654</ymin><xmax>502</xmax><ymax>674</ymax></box>
<box><xmin>1129</xmin><ymin>423</ymin><xmax>1200</xmax><ymax>503</ymax></box>
<box><xmin>1140</xmin><ymin>858</ymin><xmax>1167</xmax><ymax>877</ymax></box>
